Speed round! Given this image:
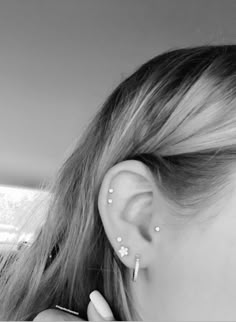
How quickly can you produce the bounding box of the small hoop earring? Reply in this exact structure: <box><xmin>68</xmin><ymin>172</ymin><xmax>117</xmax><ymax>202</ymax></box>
<box><xmin>132</xmin><ymin>254</ymin><xmax>140</xmax><ymax>282</ymax></box>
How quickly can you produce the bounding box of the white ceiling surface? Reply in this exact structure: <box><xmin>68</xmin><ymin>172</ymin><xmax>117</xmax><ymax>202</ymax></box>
<box><xmin>0</xmin><ymin>0</ymin><xmax>235</xmax><ymax>189</ymax></box>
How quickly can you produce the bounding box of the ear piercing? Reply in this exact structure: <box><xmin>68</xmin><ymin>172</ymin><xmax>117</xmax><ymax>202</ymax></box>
<box><xmin>107</xmin><ymin>188</ymin><xmax>113</xmax><ymax>204</ymax></box>
<box><xmin>108</xmin><ymin>187</ymin><xmax>160</xmax><ymax>282</ymax></box>
<box><xmin>116</xmin><ymin>235</ymin><xmax>140</xmax><ymax>282</ymax></box>
<box><xmin>132</xmin><ymin>254</ymin><xmax>141</xmax><ymax>282</ymax></box>
<box><xmin>118</xmin><ymin>245</ymin><xmax>129</xmax><ymax>257</ymax></box>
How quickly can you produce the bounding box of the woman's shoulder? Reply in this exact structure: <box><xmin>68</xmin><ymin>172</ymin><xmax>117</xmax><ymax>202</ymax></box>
<box><xmin>33</xmin><ymin>308</ymin><xmax>84</xmax><ymax>321</ymax></box>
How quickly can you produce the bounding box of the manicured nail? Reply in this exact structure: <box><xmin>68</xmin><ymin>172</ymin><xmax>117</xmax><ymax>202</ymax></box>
<box><xmin>89</xmin><ymin>290</ymin><xmax>114</xmax><ymax>320</ymax></box>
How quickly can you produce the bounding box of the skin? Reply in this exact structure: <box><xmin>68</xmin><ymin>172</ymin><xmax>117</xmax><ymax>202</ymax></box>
<box><xmin>98</xmin><ymin>160</ymin><xmax>236</xmax><ymax>321</ymax></box>
<box><xmin>33</xmin><ymin>297</ymin><xmax>112</xmax><ymax>321</ymax></box>
<box><xmin>35</xmin><ymin>160</ymin><xmax>236</xmax><ymax>321</ymax></box>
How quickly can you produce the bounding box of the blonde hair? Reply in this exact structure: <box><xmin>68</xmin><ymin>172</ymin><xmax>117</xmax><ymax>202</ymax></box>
<box><xmin>1</xmin><ymin>44</ymin><xmax>236</xmax><ymax>320</ymax></box>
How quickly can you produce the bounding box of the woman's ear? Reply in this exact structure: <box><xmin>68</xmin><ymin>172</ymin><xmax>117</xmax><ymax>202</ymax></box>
<box><xmin>97</xmin><ymin>160</ymin><xmax>163</xmax><ymax>269</ymax></box>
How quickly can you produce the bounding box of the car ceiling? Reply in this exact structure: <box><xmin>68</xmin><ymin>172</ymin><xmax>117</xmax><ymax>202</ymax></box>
<box><xmin>0</xmin><ymin>0</ymin><xmax>235</xmax><ymax>190</ymax></box>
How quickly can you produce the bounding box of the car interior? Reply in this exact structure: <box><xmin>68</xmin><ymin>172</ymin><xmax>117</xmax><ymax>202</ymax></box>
<box><xmin>0</xmin><ymin>0</ymin><xmax>234</xmax><ymax>263</ymax></box>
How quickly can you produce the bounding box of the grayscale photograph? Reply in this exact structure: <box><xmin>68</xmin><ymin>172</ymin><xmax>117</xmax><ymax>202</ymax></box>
<box><xmin>0</xmin><ymin>1</ymin><xmax>235</xmax><ymax>321</ymax></box>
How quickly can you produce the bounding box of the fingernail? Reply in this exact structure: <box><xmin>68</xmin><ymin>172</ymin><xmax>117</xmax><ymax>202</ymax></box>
<box><xmin>89</xmin><ymin>290</ymin><xmax>114</xmax><ymax>320</ymax></box>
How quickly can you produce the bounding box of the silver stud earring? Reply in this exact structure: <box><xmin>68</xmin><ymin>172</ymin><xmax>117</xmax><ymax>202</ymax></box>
<box><xmin>117</xmin><ymin>236</ymin><xmax>122</xmax><ymax>243</ymax></box>
<box><xmin>107</xmin><ymin>187</ymin><xmax>113</xmax><ymax>204</ymax></box>
<box><xmin>116</xmin><ymin>235</ymin><xmax>129</xmax><ymax>257</ymax></box>
<box><xmin>118</xmin><ymin>245</ymin><xmax>129</xmax><ymax>257</ymax></box>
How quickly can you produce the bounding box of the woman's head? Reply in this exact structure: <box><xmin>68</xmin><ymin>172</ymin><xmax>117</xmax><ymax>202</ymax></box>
<box><xmin>1</xmin><ymin>44</ymin><xmax>236</xmax><ymax>321</ymax></box>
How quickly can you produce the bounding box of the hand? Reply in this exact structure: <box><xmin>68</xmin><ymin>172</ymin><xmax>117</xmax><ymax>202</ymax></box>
<box><xmin>33</xmin><ymin>290</ymin><xmax>116</xmax><ymax>321</ymax></box>
<box><xmin>87</xmin><ymin>290</ymin><xmax>115</xmax><ymax>321</ymax></box>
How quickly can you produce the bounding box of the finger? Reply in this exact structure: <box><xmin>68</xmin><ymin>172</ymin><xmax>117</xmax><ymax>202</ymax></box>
<box><xmin>88</xmin><ymin>291</ymin><xmax>115</xmax><ymax>321</ymax></box>
<box><xmin>87</xmin><ymin>300</ymin><xmax>105</xmax><ymax>321</ymax></box>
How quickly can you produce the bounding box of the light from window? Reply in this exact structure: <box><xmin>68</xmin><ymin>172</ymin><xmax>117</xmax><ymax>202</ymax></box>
<box><xmin>0</xmin><ymin>185</ymin><xmax>48</xmax><ymax>251</ymax></box>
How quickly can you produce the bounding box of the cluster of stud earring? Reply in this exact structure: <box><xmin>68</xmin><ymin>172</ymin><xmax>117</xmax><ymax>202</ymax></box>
<box><xmin>107</xmin><ymin>187</ymin><xmax>160</xmax><ymax>258</ymax></box>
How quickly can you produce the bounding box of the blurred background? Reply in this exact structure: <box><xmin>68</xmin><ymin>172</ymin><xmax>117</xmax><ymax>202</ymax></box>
<box><xmin>0</xmin><ymin>0</ymin><xmax>235</xmax><ymax>251</ymax></box>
